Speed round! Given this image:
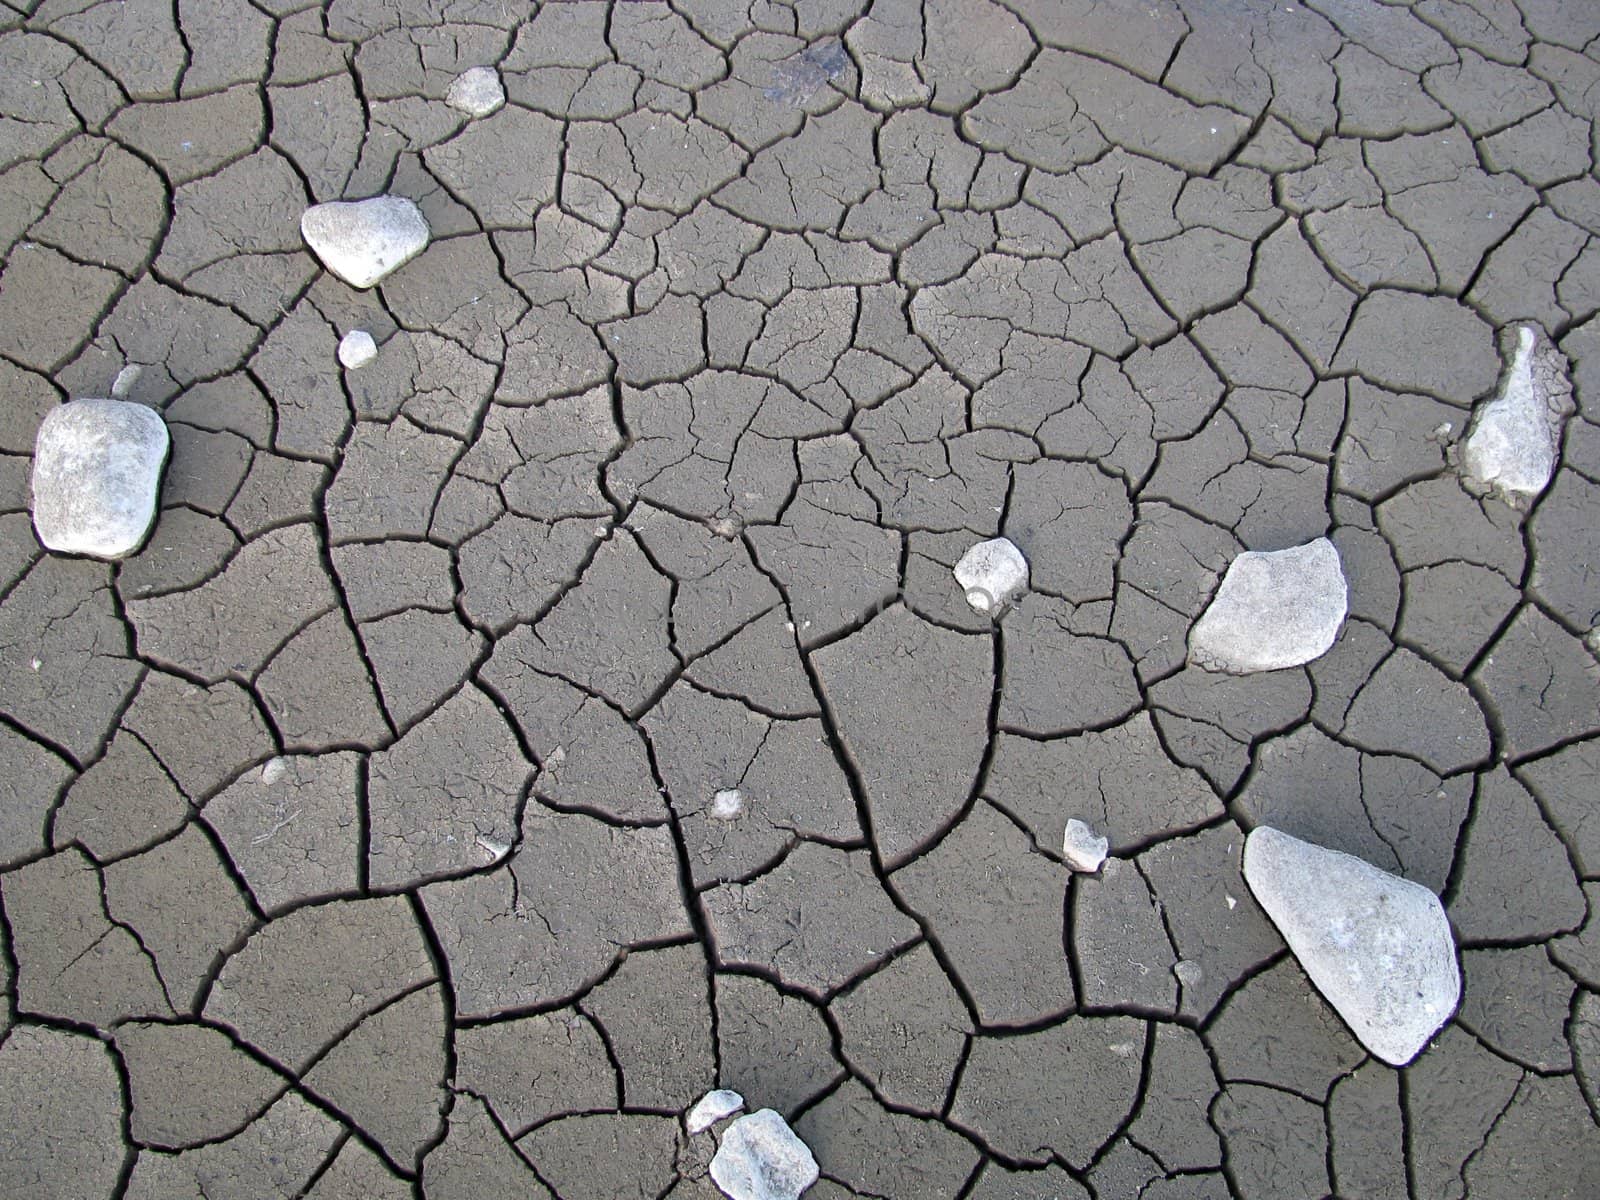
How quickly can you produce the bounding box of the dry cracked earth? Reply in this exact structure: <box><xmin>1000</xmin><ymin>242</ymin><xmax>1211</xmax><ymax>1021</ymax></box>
<box><xmin>6</xmin><ymin>0</ymin><xmax>1600</xmax><ymax>1197</ymax></box>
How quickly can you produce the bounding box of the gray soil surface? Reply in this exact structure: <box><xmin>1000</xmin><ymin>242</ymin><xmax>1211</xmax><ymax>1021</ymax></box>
<box><xmin>3</xmin><ymin>0</ymin><xmax>1600</xmax><ymax>1196</ymax></box>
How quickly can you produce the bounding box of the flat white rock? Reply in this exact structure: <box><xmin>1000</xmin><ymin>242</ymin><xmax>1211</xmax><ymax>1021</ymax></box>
<box><xmin>301</xmin><ymin>196</ymin><xmax>430</xmax><ymax>289</ymax></box>
<box><xmin>1062</xmin><ymin>818</ymin><xmax>1109</xmax><ymax>873</ymax></box>
<box><xmin>953</xmin><ymin>537</ymin><xmax>1029</xmax><ymax>616</ymax></box>
<box><xmin>31</xmin><ymin>398</ymin><xmax>169</xmax><ymax>559</ymax></box>
<box><xmin>1189</xmin><ymin>538</ymin><xmax>1346</xmax><ymax>673</ymax></box>
<box><xmin>446</xmin><ymin>66</ymin><xmax>505</xmax><ymax>116</ymax></box>
<box><xmin>1243</xmin><ymin>826</ymin><xmax>1460</xmax><ymax>1066</ymax></box>
<box><xmin>338</xmin><ymin>329</ymin><xmax>378</xmax><ymax>369</ymax></box>
<box><xmin>710</xmin><ymin>1109</ymin><xmax>819</xmax><ymax>1200</ymax></box>
<box><xmin>1461</xmin><ymin>323</ymin><xmax>1573</xmax><ymax>506</ymax></box>
<box><xmin>687</xmin><ymin>1089</ymin><xmax>745</xmax><ymax>1135</ymax></box>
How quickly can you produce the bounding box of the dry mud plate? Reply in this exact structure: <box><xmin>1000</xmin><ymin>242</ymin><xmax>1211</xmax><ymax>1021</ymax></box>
<box><xmin>5</xmin><ymin>0</ymin><xmax>1600</xmax><ymax>1197</ymax></box>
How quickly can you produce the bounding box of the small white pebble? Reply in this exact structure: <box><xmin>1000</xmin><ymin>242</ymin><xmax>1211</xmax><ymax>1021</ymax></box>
<box><xmin>1062</xmin><ymin>818</ymin><xmax>1109</xmax><ymax>873</ymax></box>
<box><xmin>261</xmin><ymin>757</ymin><xmax>287</xmax><ymax>785</ymax></box>
<box><xmin>338</xmin><ymin>329</ymin><xmax>378</xmax><ymax>369</ymax></box>
<box><xmin>709</xmin><ymin>788</ymin><xmax>745</xmax><ymax>821</ymax></box>
<box><xmin>686</xmin><ymin>1088</ymin><xmax>745</xmax><ymax>1134</ymax></box>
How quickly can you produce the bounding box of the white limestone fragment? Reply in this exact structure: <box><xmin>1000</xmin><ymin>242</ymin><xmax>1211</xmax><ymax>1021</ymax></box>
<box><xmin>1460</xmin><ymin>323</ymin><xmax>1573</xmax><ymax>507</ymax></box>
<box><xmin>1189</xmin><ymin>538</ymin><xmax>1346</xmax><ymax>673</ymax></box>
<box><xmin>301</xmin><ymin>196</ymin><xmax>430</xmax><ymax>289</ymax></box>
<box><xmin>31</xmin><ymin>398</ymin><xmax>169</xmax><ymax>559</ymax></box>
<box><xmin>110</xmin><ymin>364</ymin><xmax>141</xmax><ymax>398</ymax></box>
<box><xmin>953</xmin><ymin>537</ymin><xmax>1029</xmax><ymax>616</ymax></box>
<box><xmin>710</xmin><ymin>789</ymin><xmax>745</xmax><ymax>821</ymax></box>
<box><xmin>1243</xmin><ymin>826</ymin><xmax>1460</xmax><ymax>1066</ymax></box>
<box><xmin>710</xmin><ymin>1109</ymin><xmax>819</xmax><ymax>1200</ymax></box>
<box><xmin>446</xmin><ymin>66</ymin><xmax>506</xmax><ymax>117</ymax></box>
<box><xmin>1062</xmin><ymin>818</ymin><xmax>1109</xmax><ymax>873</ymax></box>
<box><xmin>338</xmin><ymin>329</ymin><xmax>378</xmax><ymax>369</ymax></box>
<box><xmin>687</xmin><ymin>1089</ymin><xmax>745</xmax><ymax>1135</ymax></box>
<box><xmin>1173</xmin><ymin>959</ymin><xmax>1203</xmax><ymax>992</ymax></box>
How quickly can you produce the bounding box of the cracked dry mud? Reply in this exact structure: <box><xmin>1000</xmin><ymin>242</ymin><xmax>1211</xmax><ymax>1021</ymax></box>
<box><xmin>4</xmin><ymin>0</ymin><xmax>1600</xmax><ymax>1196</ymax></box>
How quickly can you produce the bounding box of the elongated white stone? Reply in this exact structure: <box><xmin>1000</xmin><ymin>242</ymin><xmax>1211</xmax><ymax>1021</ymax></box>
<box><xmin>1243</xmin><ymin>826</ymin><xmax>1460</xmax><ymax>1066</ymax></box>
<box><xmin>31</xmin><ymin>399</ymin><xmax>169</xmax><ymax>559</ymax></box>
<box><xmin>687</xmin><ymin>1089</ymin><xmax>745</xmax><ymax>1135</ymax></box>
<box><xmin>953</xmin><ymin>537</ymin><xmax>1029</xmax><ymax>616</ymax></box>
<box><xmin>1461</xmin><ymin>323</ymin><xmax>1573</xmax><ymax>506</ymax></box>
<box><xmin>1189</xmin><ymin>538</ymin><xmax>1346</xmax><ymax>673</ymax></box>
<box><xmin>301</xmin><ymin>196</ymin><xmax>430</xmax><ymax>289</ymax></box>
<box><xmin>710</xmin><ymin>1109</ymin><xmax>818</xmax><ymax>1200</ymax></box>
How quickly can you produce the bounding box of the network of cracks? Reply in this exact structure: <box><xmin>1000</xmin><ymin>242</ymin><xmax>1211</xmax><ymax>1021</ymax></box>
<box><xmin>3</xmin><ymin>0</ymin><xmax>1600</xmax><ymax>1197</ymax></box>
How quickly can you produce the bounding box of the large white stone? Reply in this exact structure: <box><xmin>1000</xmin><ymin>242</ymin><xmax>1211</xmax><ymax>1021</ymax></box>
<box><xmin>1460</xmin><ymin>323</ymin><xmax>1573</xmax><ymax>506</ymax></box>
<box><xmin>446</xmin><ymin>66</ymin><xmax>505</xmax><ymax>117</ymax></box>
<box><xmin>301</xmin><ymin>196</ymin><xmax>430</xmax><ymax>289</ymax></box>
<box><xmin>953</xmin><ymin>537</ymin><xmax>1028</xmax><ymax>616</ymax></box>
<box><xmin>31</xmin><ymin>398</ymin><xmax>169</xmax><ymax>559</ymax></box>
<box><xmin>1243</xmin><ymin>826</ymin><xmax>1460</xmax><ymax>1066</ymax></box>
<box><xmin>710</xmin><ymin>1109</ymin><xmax>818</xmax><ymax>1200</ymax></box>
<box><xmin>1189</xmin><ymin>538</ymin><xmax>1346</xmax><ymax>673</ymax></box>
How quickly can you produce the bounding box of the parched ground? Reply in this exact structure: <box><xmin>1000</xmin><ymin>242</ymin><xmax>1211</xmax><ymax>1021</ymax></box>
<box><xmin>3</xmin><ymin>0</ymin><xmax>1600</xmax><ymax>1197</ymax></box>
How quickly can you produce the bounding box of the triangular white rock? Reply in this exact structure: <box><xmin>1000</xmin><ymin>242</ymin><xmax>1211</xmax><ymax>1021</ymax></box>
<box><xmin>1243</xmin><ymin>826</ymin><xmax>1460</xmax><ymax>1066</ymax></box>
<box><xmin>301</xmin><ymin>196</ymin><xmax>430</xmax><ymax>289</ymax></box>
<box><xmin>1460</xmin><ymin>323</ymin><xmax>1573</xmax><ymax>507</ymax></box>
<box><xmin>1189</xmin><ymin>538</ymin><xmax>1346</xmax><ymax>673</ymax></box>
<box><xmin>686</xmin><ymin>1089</ymin><xmax>745</xmax><ymax>1135</ymax></box>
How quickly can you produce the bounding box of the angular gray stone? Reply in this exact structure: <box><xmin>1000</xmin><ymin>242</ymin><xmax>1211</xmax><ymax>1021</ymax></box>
<box><xmin>710</xmin><ymin>1109</ymin><xmax>819</xmax><ymax>1200</ymax></box>
<box><xmin>1189</xmin><ymin>538</ymin><xmax>1347</xmax><ymax>673</ymax></box>
<box><xmin>301</xmin><ymin>196</ymin><xmax>430</xmax><ymax>288</ymax></box>
<box><xmin>31</xmin><ymin>398</ymin><xmax>169</xmax><ymax>558</ymax></box>
<box><xmin>1243</xmin><ymin>826</ymin><xmax>1459</xmax><ymax>1065</ymax></box>
<box><xmin>1461</xmin><ymin>323</ymin><xmax>1574</xmax><ymax>506</ymax></box>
